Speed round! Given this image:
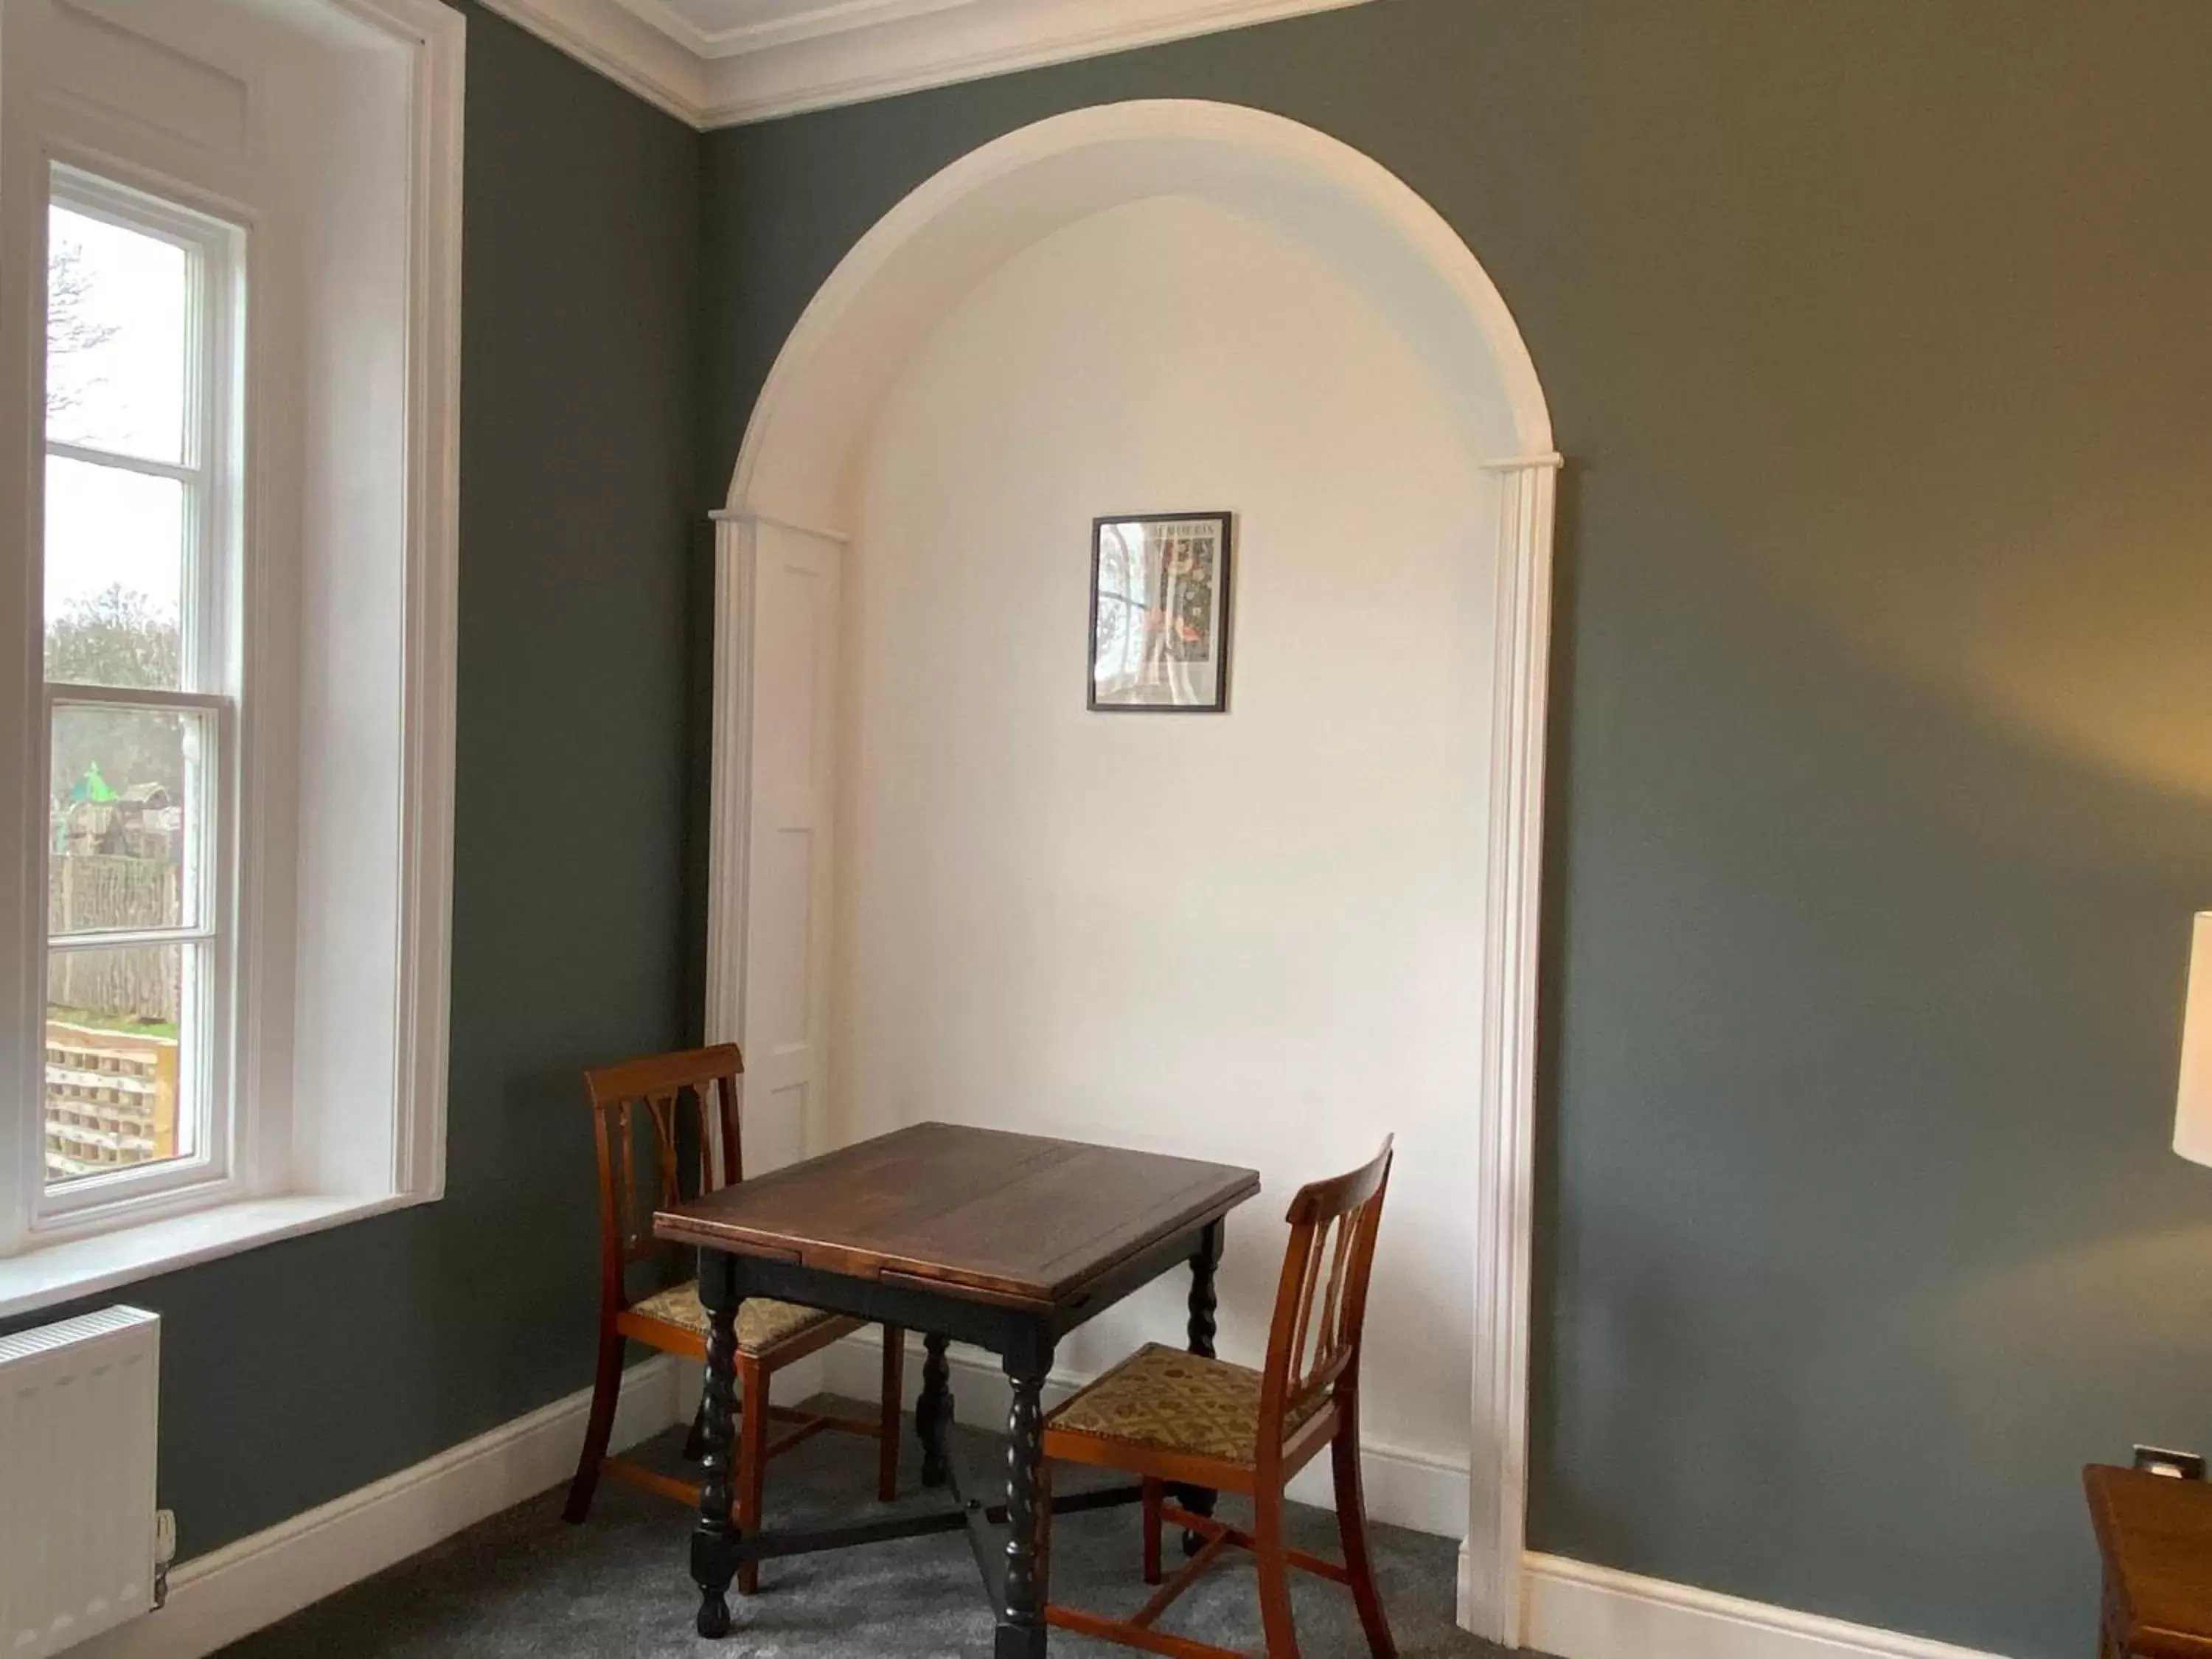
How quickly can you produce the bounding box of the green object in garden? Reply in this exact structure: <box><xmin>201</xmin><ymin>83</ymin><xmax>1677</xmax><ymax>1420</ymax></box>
<box><xmin>72</xmin><ymin>763</ymin><xmax>116</xmax><ymax>804</ymax></box>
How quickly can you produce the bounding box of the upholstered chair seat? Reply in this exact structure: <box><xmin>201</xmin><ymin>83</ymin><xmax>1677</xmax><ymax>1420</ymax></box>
<box><xmin>1046</xmin><ymin>1343</ymin><xmax>1329</xmax><ymax>1469</ymax></box>
<box><xmin>627</xmin><ymin>1281</ymin><xmax>845</xmax><ymax>1356</ymax></box>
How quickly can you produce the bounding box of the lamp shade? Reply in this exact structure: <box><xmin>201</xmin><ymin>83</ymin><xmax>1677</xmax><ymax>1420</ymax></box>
<box><xmin>2176</xmin><ymin>914</ymin><xmax>2212</xmax><ymax>1167</ymax></box>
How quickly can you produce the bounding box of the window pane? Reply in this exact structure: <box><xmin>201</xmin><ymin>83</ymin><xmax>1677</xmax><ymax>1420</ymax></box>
<box><xmin>45</xmin><ymin>942</ymin><xmax>196</xmax><ymax>1186</ymax></box>
<box><xmin>49</xmin><ymin>702</ymin><xmax>204</xmax><ymax>933</ymax></box>
<box><xmin>44</xmin><ymin>454</ymin><xmax>185</xmax><ymax>688</ymax></box>
<box><xmin>46</xmin><ymin>204</ymin><xmax>189</xmax><ymax>465</ymax></box>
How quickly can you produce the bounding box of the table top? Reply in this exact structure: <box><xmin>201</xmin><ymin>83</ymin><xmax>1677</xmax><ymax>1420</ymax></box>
<box><xmin>2086</xmin><ymin>1464</ymin><xmax>2212</xmax><ymax>1657</ymax></box>
<box><xmin>654</xmin><ymin>1121</ymin><xmax>1260</xmax><ymax>1311</ymax></box>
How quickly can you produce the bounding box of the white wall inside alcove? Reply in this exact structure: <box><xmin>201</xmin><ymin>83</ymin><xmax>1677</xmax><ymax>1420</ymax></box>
<box><xmin>830</xmin><ymin>192</ymin><xmax>1512</xmax><ymax>1494</ymax></box>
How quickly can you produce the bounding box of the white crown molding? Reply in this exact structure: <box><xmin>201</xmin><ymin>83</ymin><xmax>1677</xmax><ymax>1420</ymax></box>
<box><xmin>476</xmin><ymin>0</ymin><xmax>711</xmax><ymax>125</ymax></box>
<box><xmin>692</xmin><ymin>0</ymin><xmax>985</xmax><ymax>58</ymax></box>
<box><xmin>695</xmin><ymin>0</ymin><xmax>1372</xmax><ymax>125</ymax></box>
<box><xmin>475</xmin><ymin>0</ymin><xmax>1369</xmax><ymax>128</ymax></box>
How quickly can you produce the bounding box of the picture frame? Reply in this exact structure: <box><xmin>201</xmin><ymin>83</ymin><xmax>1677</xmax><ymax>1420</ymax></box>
<box><xmin>1087</xmin><ymin>511</ymin><xmax>1234</xmax><ymax>713</ymax></box>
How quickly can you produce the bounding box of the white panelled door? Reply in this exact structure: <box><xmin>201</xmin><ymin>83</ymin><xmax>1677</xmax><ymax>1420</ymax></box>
<box><xmin>709</xmin><ymin>517</ymin><xmax>842</xmax><ymax>1178</ymax></box>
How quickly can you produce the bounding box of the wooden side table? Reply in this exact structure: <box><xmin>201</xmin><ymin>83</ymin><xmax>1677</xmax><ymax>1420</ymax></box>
<box><xmin>2085</xmin><ymin>1464</ymin><xmax>2212</xmax><ymax>1658</ymax></box>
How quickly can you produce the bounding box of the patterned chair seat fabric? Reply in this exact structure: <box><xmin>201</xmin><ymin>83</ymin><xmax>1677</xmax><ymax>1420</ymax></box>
<box><xmin>1046</xmin><ymin>1342</ymin><xmax>1329</xmax><ymax>1468</ymax></box>
<box><xmin>627</xmin><ymin>1281</ymin><xmax>839</xmax><ymax>1355</ymax></box>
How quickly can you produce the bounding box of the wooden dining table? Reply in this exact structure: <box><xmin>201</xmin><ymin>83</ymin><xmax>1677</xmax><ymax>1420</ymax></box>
<box><xmin>653</xmin><ymin>1121</ymin><xmax>1262</xmax><ymax>1657</ymax></box>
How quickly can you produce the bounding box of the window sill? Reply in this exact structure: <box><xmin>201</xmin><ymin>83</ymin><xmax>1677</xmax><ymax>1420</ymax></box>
<box><xmin>0</xmin><ymin>1191</ymin><xmax>428</xmax><ymax>1321</ymax></box>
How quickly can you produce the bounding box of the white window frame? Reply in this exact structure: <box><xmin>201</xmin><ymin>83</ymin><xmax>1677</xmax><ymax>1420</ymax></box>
<box><xmin>0</xmin><ymin>0</ymin><xmax>463</xmax><ymax>1318</ymax></box>
<box><xmin>35</xmin><ymin>165</ymin><xmax>248</xmax><ymax>1234</ymax></box>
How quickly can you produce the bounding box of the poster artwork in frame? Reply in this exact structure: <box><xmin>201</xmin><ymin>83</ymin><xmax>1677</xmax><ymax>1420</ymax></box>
<box><xmin>1088</xmin><ymin>512</ymin><xmax>1234</xmax><ymax>713</ymax></box>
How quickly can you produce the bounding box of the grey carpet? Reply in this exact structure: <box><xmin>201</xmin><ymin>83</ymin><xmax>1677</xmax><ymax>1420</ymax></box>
<box><xmin>218</xmin><ymin>1401</ymin><xmax>1514</xmax><ymax>1658</ymax></box>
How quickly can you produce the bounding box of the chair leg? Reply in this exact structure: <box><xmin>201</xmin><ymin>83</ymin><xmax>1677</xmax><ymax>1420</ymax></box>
<box><xmin>736</xmin><ymin>1354</ymin><xmax>771</xmax><ymax>1596</ymax></box>
<box><xmin>1141</xmin><ymin>1478</ymin><xmax>1164</xmax><ymax>1586</ymax></box>
<box><xmin>877</xmin><ymin>1324</ymin><xmax>905</xmax><ymax>1501</ymax></box>
<box><xmin>563</xmin><ymin>1324</ymin><xmax>626</xmax><ymax>1523</ymax></box>
<box><xmin>1331</xmin><ymin>1411</ymin><xmax>1397</xmax><ymax>1658</ymax></box>
<box><xmin>1252</xmin><ymin>1486</ymin><xmax>1303</xmax><ymax>1659</ymax></box>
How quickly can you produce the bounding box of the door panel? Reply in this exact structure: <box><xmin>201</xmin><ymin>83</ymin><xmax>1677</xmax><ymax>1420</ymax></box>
<box><xmin>735</xmin><ymin>519</ymin><xmax>840</xmax><ymax>1177</ymax></box>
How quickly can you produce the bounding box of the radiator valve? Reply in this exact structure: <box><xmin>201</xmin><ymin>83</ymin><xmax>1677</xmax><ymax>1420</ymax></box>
<box><xmin>154</xmin><ymin>1509</ymin><xmax>177</xmax><ymax>1609</ymax></box>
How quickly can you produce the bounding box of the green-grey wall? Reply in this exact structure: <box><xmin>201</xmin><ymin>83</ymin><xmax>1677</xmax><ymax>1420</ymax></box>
<box><xmin>2</xmin><ymin>3</ymin><xmax>700</xmax><ymax>1558</ymax></box>
<box><xmin>699</xmin><ymin>4</ymin><xmax>2212</xmax><ymax>1654</ymax></box>
<box><xmin>7</xmin><ymin>4</ymin><xmax>2205</xmax><ymax>1653</ymax></box>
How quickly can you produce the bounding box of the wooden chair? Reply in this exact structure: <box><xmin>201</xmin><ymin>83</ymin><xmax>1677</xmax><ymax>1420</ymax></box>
<box><xmin>563</xmin><ymin>1044</ymin><xmax>904</xmax><ymax>1594</ymax></box>
<box><xmin>1040</xmin><ymin>1141</ymin><xmax>1398</xmax><ymax>1659</ymax></box>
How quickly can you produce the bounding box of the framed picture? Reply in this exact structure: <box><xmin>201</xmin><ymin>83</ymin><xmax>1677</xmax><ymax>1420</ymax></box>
<box><xmin>1088</xmin><ymin>512</ymin><xmax>1234</xmax><ymax>713</ymax></box>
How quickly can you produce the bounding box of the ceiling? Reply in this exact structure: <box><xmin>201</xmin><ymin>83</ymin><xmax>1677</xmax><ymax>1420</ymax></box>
<box><xmin>479</xmin><ymin>0</ymin><xmax>1369</xmax><ymax>128</ymax></box>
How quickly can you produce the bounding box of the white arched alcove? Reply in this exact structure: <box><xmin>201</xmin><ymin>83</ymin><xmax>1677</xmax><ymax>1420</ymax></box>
<box><xmin>706</xmin><ymin>100</ymin><xmax>1558</xmax><ymax>1646</ymax></box>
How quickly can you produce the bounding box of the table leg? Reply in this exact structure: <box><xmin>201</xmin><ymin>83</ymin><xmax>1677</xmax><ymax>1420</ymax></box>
<box><xmin>1172</xmin><ymin>1218</ymin><xmax>1225</xmax><ymax>1553</ymax></box>
<box><xmin>919</xmin><ymin>1332</ymin><xmax>953</xmax><ymax>1489</ymax></box>
<box><xmin>1186</xmin><ymin>1219</ymin><xmax>1223</xmax><ymax>1360</ymax></box>
<box><xmin>690</xmin><ymin>1249</ymin><xmax>743</xmax><ymax>1639</ymax></box>
<box><xmin>996</xmin><ymin>1334</ymin><xmax>1054</xmax><ymax>1659</ymax></box>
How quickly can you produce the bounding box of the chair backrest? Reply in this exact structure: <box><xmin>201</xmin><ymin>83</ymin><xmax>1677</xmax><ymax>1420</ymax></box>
<box><xmin>582</xmin><ymin>1044</ymin><xmax>745</xmax><ymax>1308</ymax></box>
<box><xmin>1256</xmin><ymin>1138</ymin><xmax>1394</xmax><ymax>1464</ymax></box>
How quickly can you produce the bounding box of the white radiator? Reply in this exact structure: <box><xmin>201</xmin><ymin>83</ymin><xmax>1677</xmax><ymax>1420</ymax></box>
<box><xmin>0</xmin><ymin>1307</ymin><xmax>161</xmax><ymax>1659</ymax></box>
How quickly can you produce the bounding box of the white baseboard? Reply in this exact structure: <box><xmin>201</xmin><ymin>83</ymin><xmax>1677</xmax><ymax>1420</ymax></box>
<box><xmin>46</xmin><ymin>1338</ymin><xmax>2014</xmax><ymax>1659</ymax></box>
<box><xmin>1519</xmin><ymin>1551</ymin><xmax>2008</xmax><ymax>1659</ymax></box>
<box><xmin>816</xmin><ymin>1330</ymin><xmax>1470</xmax><ymax>1540</ymax></box>
<box><xmin>75</xmin><ymin>1356</ymin><xmax>684</xmax><ymax>1659</ymax></box>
